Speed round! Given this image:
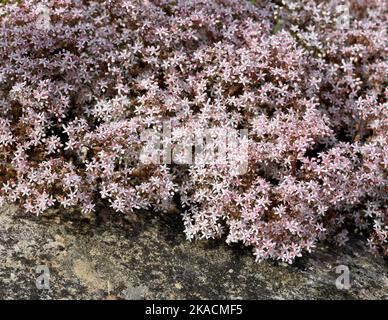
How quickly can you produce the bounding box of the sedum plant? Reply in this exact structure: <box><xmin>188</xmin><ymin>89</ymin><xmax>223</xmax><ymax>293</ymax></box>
<box><xmin>0</xmin><ymin>0</ymin><xmax>386</xmax><ymax>263</ymax></box>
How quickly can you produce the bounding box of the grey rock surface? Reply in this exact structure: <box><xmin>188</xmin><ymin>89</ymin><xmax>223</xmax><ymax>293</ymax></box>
<box><xmin>0</xmin><ymin>205</ymin><xmax>387</xmax><ymax>299</ymax></box>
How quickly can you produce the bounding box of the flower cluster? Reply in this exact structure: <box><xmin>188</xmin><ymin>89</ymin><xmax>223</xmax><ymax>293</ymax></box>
<box><xmin>0</xmin><ymin>0</ymin><xmax>386</xmax><ymax>263</ymax></box>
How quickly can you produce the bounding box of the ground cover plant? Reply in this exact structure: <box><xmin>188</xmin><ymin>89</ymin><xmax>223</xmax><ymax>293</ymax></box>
<box><xmin>0</xmin><ymin>0</ymin><xmax>386</xmax><ymax>263</ymax></box>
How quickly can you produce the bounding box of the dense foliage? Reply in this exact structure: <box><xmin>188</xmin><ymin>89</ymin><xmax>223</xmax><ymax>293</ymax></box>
<box><xmin>0</xmin><ymin>0</ymin><xmax>386</xmax><ymax>263</ymax></box>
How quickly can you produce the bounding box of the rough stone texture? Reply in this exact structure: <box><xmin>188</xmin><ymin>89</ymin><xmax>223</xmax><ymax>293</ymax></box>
<box><xmin>0</xmin><ymin>204</ymin><xmax>387</xmax><ymax>300</ymax></box>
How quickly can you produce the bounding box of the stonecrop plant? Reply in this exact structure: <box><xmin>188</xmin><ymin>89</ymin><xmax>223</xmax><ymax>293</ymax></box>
<box><xmin>0</xmin><ymin>0</ymin><xmax>386</xmax><ymax>263</ymax></box>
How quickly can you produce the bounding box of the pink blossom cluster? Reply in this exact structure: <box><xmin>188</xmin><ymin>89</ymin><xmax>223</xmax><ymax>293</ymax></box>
<box><xmin>0</xmin><ymin>0</ymin><xmax>386</xmax><ymax>263</ymax></box>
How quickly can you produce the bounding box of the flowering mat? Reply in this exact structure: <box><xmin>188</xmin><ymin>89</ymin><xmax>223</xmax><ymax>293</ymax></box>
<box><xmin>0</xmin><ymin>0</ymin><xmax>387</xmax><ymax>297</ymax></box>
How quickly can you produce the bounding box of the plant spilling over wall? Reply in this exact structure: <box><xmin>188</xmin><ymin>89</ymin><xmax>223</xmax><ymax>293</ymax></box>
<box><xmin>0</xmin><ymin>0</ymin><xmax>386</xmax><ymax>263</ymax></box>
